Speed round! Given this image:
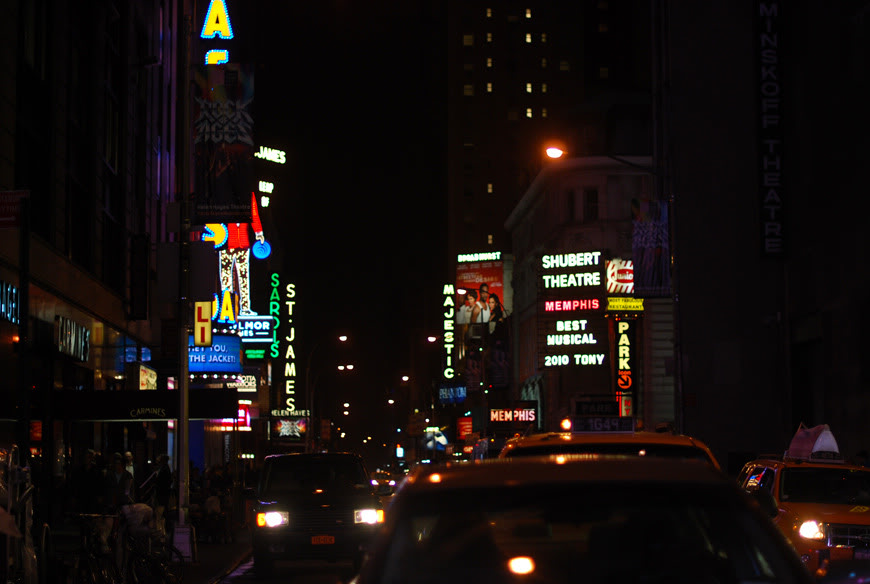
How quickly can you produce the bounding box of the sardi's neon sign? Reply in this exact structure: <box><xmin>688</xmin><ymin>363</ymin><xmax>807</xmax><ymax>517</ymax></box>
<box><xmin>270</xmin><ymin>273</ymin><xmax>299</xmax><ymax>412</ymax></box>
<box><xmin>441</xmin><ymin>284</ymin><xmax>455</xmax><ymax>379</ymax></box>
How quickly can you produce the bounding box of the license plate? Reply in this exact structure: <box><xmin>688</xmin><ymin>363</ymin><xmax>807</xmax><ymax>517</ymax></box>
<box><xmin>311</xmin><ymin>535</ymin><xmax>335</xmax><ymax>545</ymax></box>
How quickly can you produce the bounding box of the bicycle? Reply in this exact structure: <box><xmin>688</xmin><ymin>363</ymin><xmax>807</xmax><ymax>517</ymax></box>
<box><xmin>68</xmin><ymin>513</ymin><xmax>123</xmax><ymax>584</ymax></box>
<box><xmin>120</xmin><ymin>513</ymin><xmax>184</xmax><ymax>584</ymax></box>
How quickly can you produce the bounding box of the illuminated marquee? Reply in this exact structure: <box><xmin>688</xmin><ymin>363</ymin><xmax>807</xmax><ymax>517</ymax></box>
<box><xmin>442</xmin><ymin>283</ymin><xmax>455</xmax><ymax>379</ymax></box>
<box><xmin>200</xmin><ymin>0</ymin><xmax>233</xmax><ymax>64</ymax></box>
<box><xmin>237</xmin><ymin>315</ymin><xmax>274</xmax><ymax>343</ymax></box>
<box><xmin>1</xmin><ymin>280</ymin><xmax>19</xmax><ymax>324</ymax></box>
<box><xmin>544</xmin><ymin>299</ymin><xmax>600</xmax><ymax>311</ymax></box>
<box><xmin>539</xmin><ymin>250</ymin><xmax>607</xmax><ymax>370</ymax></box>
<box><xmin>269</xmin><ymin>273</ymin><xmax>298</xmax><ymax>412</ymax></box>
<box><xmin>254</xmin><ymin>146</ymin><xmax>286</xmax><ymax>164</ymax></box>
<box><xmin>606</xmin><ymin>258</ymin><xmax>634</xmax><ymax>294</ymax></box>
<box><xmin>457</xmin><ymin>251</ymin><xmax>501</xmax><ymax>263</ymax></box>
<box><xmin>490</xmin><ymin>408</ymin><xmax>536</xmax><ymax>422</ymax></box>
<box><xmin>614</xmin><ymin>319</ymin><xmax>635</xmax><ymax>392</ymax></box>
<box><xmin>55</xmin><ymin>316</ymin><xmax>90</xmax><ymax>362</ymax></box>
<box><xmin>541</xmin><ymin>252</ymin><xmax>602</xmax><ymax>289</ymax></box>
<box><xmin>188</xmin><ymin>334</ymin><xmax>242</xmax><ymax>373</ymax></box>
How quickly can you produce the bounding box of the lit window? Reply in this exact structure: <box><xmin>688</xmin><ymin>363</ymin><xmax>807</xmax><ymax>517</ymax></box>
<box><xmin>463</xmin><ymin>34</ymin><xmax>474</xmax><ymax>46</ymax></box>
<box><xmin>525</xmin><ymin>33</ymin><xmax>532</xmax><ymax>43</ymax></box>
<box><xmin>526</xmin><ymin>82</ymin><xmax>533</xmax><ymax>93</ymax></box>
<box><xmin>487</xmin><ymin>183</ymin><xmax>493</xmax><ymax>193</ymax></box>
<box><xmin>541</xmin><ymin>33</ymin><xmax>547</xmax><ymax>42</ymax></box>
<box><xmin>487</xmin><ymin>57</ymin><xmax>493</xmax><ymax>68</ymax></box>
<box><xmin>599</xmin><ymin>66</ymin><xmax>609</xmax><ymax>78</ymax></box>
<box><xmin>525</xmin><ymin>9</ymin><xmax>532</xmax><ymax>18</ymax></box>
<box><xmin>486</xmin><ymin>82</ymin><xmax>493</xmax><ymax>93</ymax></box>
<box><xmin>526</xmin><ymin>108</ymin><xmax>533</xmax><ymax>118</ymax></box>
<box><xmin>487</xmin><ymin>32</ymin><xmax>493</xmax><ymax>43</ymax></box>
<box><xmin>541</xmin><ymin>83</ymin><xmax>548</xmax><ymax>93</ymax></box>
<box><xmin>560</xmin><ymin>60</ymin><xmax>570</xmax><ymax>71</ymax></box>
<box><xmin>464</xmin><ymin>84</ymin><xmax>475</xmax><ymax>96</ymax></box>
<box><xmin>541</xmin><ymin>57</ymin><xmax>547</xmax><ymax>68</ymax></box>
<box><xmin>486</xmin><ymin>8</ymin><xmax>492</xmax><ymax>17</ymax></box>
<box><xmin>488</xmin><ymin>234</ymin><xmax>494</xmax><ymax>244</ymax></box>
<box><xmin>542</xmin><ymin>108</ymin><xmax>548</xmax><ymax>118</ymax></box>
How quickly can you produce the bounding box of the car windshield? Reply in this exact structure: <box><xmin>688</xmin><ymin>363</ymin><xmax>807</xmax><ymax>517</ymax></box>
<box><xmin>259</xmin><ymin>456</ymin><xmax>368</xmax><ymax>496</ymax></box>
<box><xmin>368</xmin><ymin>484</ymin><xmax>804</xmax><ymax>584</ymax></box>
<box><xmin>503</xmin><ymin>442</ymin><xmax>714</xmax><ymax>465</ymax></box>
<box><xmin>780</xmin><ymin>467</ymin><xmax>870</xmax><ymax>504</ymax></box>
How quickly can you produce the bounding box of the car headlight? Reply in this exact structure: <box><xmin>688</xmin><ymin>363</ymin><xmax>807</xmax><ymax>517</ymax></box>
<box><xmin>354</xmin><ymin>508</ymin><xmax>385</xmax><ymax>524</ymax></box>
<box><xmin>798</xmin><ymin>520</ymin><xmax>826</xmax><ymax>540</ymax></box>
<box><xmin>256</xmin><ymin>511</ymin><xmax>289</xmax><ymax>528</ymax></box>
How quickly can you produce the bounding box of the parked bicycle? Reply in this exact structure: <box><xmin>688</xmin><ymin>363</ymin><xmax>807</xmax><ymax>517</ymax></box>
<box><xmin>68</xmin><ymin>513</ymin><xmax>123</xmax><ymax>584</ymax></box>
<box><xmin>122</xmin><ymin>527</ymin><xmax>184</xmax><ymax>584</ymax></box>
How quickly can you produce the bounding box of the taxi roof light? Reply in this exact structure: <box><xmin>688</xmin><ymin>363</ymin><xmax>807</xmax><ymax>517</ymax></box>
<box><xmin>784</xmin><ymin>424</ymin><xmax>844</xmax><ymax>463</ymax></box>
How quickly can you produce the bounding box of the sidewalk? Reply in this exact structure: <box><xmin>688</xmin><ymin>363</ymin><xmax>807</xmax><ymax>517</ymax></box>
<box><xmin>178</xmin><ymin>523</ymin><xmax>252</xmax><ymax>584</ymax></box>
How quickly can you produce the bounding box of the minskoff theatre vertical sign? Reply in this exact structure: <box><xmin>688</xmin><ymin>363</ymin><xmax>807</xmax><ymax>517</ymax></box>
<box><xmin>758</xmin><ymin>1</ymin><xmax>783</xmax><ymax>257</ymax></box>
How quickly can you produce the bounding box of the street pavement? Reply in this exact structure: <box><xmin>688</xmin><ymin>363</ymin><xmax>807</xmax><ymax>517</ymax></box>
<box><xmin>180</xmin><ymin>523</ymin><xmax>252</xmax><ymax>584</ymax></box>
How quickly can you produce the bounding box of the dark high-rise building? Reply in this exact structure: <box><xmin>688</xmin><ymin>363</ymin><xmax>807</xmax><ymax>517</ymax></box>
<box><xmin>446</xmin><ymin>0</ymin><xmax>653</xmax><ymax>262</ymax></box>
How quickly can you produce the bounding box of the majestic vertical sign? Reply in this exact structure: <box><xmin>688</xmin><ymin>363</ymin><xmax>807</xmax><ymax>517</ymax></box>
<box><xmin>758</xmin><ymin>0</ymin><xmax>783</xmax><ymax>256</ymax></box>
<box><xmin>442</xmin><ymin>284</ymin><xmax>455</xmax><ymax>380</ymax></box>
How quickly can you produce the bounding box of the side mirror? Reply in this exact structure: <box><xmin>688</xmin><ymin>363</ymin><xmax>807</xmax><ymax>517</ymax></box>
<box><xmin>748</xmin><ymin>488</ymin><xmax>778</xmax><ymax>518</ymax></box>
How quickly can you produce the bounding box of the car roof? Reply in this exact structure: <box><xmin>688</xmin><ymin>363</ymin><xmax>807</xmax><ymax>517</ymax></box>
<box><xmin>499</xmin><ymin>431</ymin><xmax>720</xmax><ymax>467</ymax></box>
<box><xmin>403</xmin><ymin>455</ymin><xmax>728</xmax><ymax>492</ymax></box>
<box><xmin>504</xmin><ymin>431</ymin><xmax>707</xmax><ymax>447</ymax></box>
<box><xmin>743</xmin><ymin>456</ymin><xmax>866</xmax><ymax>471</ymax></box>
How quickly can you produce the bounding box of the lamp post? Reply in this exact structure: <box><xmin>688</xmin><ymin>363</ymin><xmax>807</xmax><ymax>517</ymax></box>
<box><xmin>542</xmin><ymin>144</ymin><xmax>674</xmax><ymax>431</ymax></box>
<box><xmin>304</xmin><ymin>335</ymin><xmax>348</xmax><ymax>452</ymax></box>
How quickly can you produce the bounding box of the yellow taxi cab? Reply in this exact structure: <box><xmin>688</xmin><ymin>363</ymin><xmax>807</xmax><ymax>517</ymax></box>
<box><xmin>737</xmin><ymin>424</ymin><xmax>870</xmax><ymax>574</ymax></box>
<box><xmin>498</xmin><ymin>418</ymin><xmax>721</xmax><ymax>470</ymax></box>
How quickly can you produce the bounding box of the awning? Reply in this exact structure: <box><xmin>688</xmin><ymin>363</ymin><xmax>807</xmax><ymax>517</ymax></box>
<box><xmin>32</xmin><ymin>388</ymin><xmax>239</xmax><ymax>422</ymax></box>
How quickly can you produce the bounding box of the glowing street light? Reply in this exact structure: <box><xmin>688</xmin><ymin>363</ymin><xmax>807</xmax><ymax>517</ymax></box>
<box><xmin>546</xmin><ymin>146</ymin><xmax>566</xmax><ymax>159</ymax></box>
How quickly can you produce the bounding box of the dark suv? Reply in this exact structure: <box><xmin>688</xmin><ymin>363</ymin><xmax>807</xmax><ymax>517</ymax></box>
<box><xmin>251</xmin><ymin>452</ymin><xmax>385</xmax><ymax>579</ymax></box>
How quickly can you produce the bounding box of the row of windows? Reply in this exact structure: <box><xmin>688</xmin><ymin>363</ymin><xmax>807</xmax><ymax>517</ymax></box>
<box><xmin>475</xmin><ymin>57</ymin><xmax>571</xmax><ymax>71</ymax></box>
<box><xmin>463</xmin><ymin>23</ymin><xmax>609</xmax><ymax>47</ymax></box>
<box><xmin>483</xmin><ymin>2</ymin><xmax>609</xmax><ymax>19</ymax></box>
<box><xmin>463</xmin><ymin>32</ymin><xmax>551</xmax><ymax>46</ymax></box>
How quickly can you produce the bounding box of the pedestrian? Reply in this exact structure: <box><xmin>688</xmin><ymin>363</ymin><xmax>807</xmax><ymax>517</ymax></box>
<box><xmin>153</xmin><ymin>454</ymin><xmax>173</xmax><ymax>536</ymax></box>
<box><xmin>70</xmin><ymin>449</ymin><xmax>104</xmax><ymax>514</ymax></box>
<box><xmin>104</xmin><ymin>452</ymin><xmax>135</xmax><ymax>513</ymax></box>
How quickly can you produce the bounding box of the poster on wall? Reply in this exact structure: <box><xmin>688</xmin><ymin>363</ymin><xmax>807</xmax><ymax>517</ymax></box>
<box><xmin>192</xmin><ymin>63</ymin><xmax>255</xmax><ymax>224</ymax></box>
<box><xmin>453</xmin><ymin>253</ymin><xmax>511</xmax><ymax>390</ymax></box>
<box><xmin>270</xmin><ymin>417</ymin><xmax>308</xmax><ymax>442</ymax></box>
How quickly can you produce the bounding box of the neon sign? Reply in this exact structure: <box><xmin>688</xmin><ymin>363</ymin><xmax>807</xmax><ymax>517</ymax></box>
<box><xmin>269</xmin><ymin>273</ymin><xmax>298</xmax><ymax>412</ymax></box>
<box><xmin>441</xmin><ymin>284</ymin><xmax>455</xmax><ymax>379</ymax></box>
<box><xmin>254</xmin><ymin>146</ymin><xmax>286</xmax><ymax>164</ymax></box>
<box><xmin>200</xmin><ymin>0</ymin><xmax>233</xmax><ymax>64</ymax></box>
<box><xmin>0</xmin><ymin>280</ymin><xmax>19</xmax><ymax>324</ymax></box>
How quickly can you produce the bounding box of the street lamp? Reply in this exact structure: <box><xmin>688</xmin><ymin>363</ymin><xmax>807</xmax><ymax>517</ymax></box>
<box><xmin>304</xmin><ymin>334</ymin><xmax>349</xmax><ymax>452</ymax></box>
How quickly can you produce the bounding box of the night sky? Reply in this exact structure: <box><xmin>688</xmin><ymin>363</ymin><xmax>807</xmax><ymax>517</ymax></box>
<box><xmin>243</xmin><ymin>2</ymin><xmax>447</xmax><ymax>463</ymax></box>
